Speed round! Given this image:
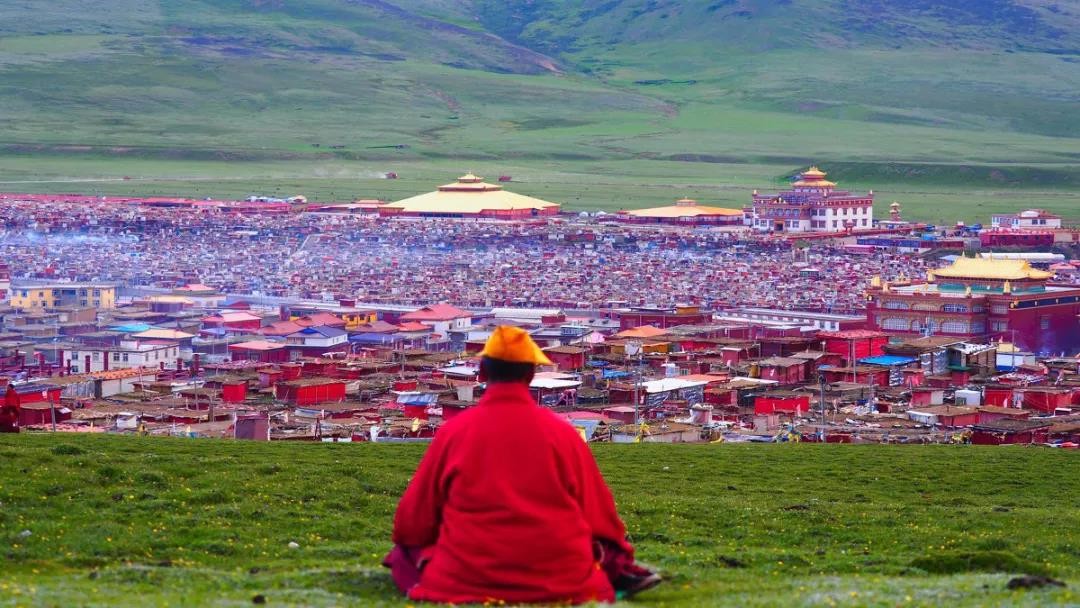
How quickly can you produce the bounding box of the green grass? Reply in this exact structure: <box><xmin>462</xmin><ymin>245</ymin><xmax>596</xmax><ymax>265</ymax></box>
<box><xmin>1</xmin><ymin>435</ymin><xmax>1077</xmax><ymax>606</ymax></box>
<box><xmin>0</xmin><ymin>1</ymin><xmax>1079</xmax><ymax>223</ymax></box>
<box><xmin>1</xmin><ymin>155</ymin><xmax>1077</xmax><ymax>223</ymax></box>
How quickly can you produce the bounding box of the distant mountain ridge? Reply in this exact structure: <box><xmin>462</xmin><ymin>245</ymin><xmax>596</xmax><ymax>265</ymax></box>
<box><xmin>0</xmin><ymin>0</ymin><xmax>1078</xmax><ymax>167</ymax></box>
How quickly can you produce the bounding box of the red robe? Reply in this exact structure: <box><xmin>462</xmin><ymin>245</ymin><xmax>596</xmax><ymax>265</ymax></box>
<box><xmin>393</xmin><ymin>382</ymin><xmax>633</xmax><ymax>604</ymax></box>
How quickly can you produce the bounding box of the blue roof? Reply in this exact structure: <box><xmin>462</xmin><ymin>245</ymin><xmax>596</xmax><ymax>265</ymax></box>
<box><xmin>602</xmin><ymin>370</ymin><xmax>632</xmax><ymax>379</ymax></box>
<box><xmin>350</xmin><ymin>333</ymin><xmax>399</xmax><ymax>344</ymax></box>
<box><xmin>291</xmin><ymin>325</ymin><xmax>348</xmax><ymax>338</ymax></box>
<box><xmin>109</xmin><ymin>323</ymin><xmax>152</xmax><ymax>333</ymax></box>
<box><xmin>858</xmin><ymin>355</ymin><xmax>917</xmax><ymax>366</ymax></box>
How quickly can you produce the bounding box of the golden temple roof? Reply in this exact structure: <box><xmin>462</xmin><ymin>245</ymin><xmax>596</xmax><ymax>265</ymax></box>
<box><xmin>793</xmin><ymin>166</ymin><xmax>836</xmax><ymax>188</ymax></box>
<box><xmin>932</xmin><ymin>257</ymin><xmax>1052</xmax><ymax>281</ymax></box>
<box><xmin>384</xmin><ymin>174</ymin><xmax>560</xmax><ymax>214</ymax></box>
<box><xmin>622</xmin><ymin>198</ymin><xmax>742</xmax><ymax>218</ymax></box>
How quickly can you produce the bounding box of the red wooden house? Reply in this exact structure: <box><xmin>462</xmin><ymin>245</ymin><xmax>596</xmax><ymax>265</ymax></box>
<box><xmin>229</xmin><ymin>340</ymin><xmax>289</xmax><ymax>363</ymax></box>
<box><xmin>757</xmin><ymin>357</ymin><xmax>806</xmax><ymax>384</ymax></box>
<box><xmin>1021</xmin><ymin>388</ymin><xmax>1074</xmax><ymax>413</ymax></box>
<box><xmin>543</xmin><ymin>345</ymin><xmax>589</xmax><ymax>371</ymax></box>
<box><xmin>753</xmin><ymin>394</ymin><xmax>811</xmax><ymax>415</ymax></box>
<box><xmin>971</xmin><ymin>419</ymin><xmax>1052</xmax><ymax>445</ymax></box>
<box><xmin>203</xmin><ymin>311</ymin><xmax>264</xmax><ymax>332</ymax></box>
<box><xmin>275</xmin><ymin>378</ymin><xmax>347</xmax><ymax>405</ymax></box>
<box><xmin>976</xmin><ymin>406</ymin><xmax>1030</xmax><ymax>424</ymax></box>
<box><xmin>818</xmin><ymin>330</ymin><xmax>889</xmax><ymax>363</ymax></box>
<box><xmin>819</xmin><ymin>366</ymin><xmax>891</xmax><ymax>387</ymax></box>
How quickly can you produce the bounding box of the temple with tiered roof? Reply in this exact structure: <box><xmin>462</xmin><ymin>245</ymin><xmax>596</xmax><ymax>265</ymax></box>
<box><xmin>745</xmin><ymin>166</ymin><xmax>873</xmax><ymax>233</ymax></box>
<box><xmin>379</xmin><ymin>174</ymin><xmax>561</xmax><ymax>219</ymax></box>
<box><xmin>866</xmin><ymin>256</ymin><xmax>1080</xmax><ymax>354</ymax></box>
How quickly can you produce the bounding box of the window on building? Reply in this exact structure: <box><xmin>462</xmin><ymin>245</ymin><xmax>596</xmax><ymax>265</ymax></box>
<box><xmin>941</xmin><ymin>321</ymin><xmax>969</xmax><ymax>334</ymax></box>
<box><xmin>943</xmin><ymin>304</ymin><xmax>968</xmax><ymax>313</ymax></box>
<box><xmin>122</xmin><ymin>353</ymin><xmax>129</xmax><ymax>362</ymax></box>
<box><xmin>992</xmin><ymin>321</ymin><xmax>1008</xmax><ymax>332</ymax></box>
<box><xmin>882</xmin><ymin>318</ymin><xmax>909</xmax><ymax>331</ymax></box>
<box><xmin>112</xmin><ymin>353</ymin><xmax>120</xmax><ymax>361</ymax></box>
<box><xmin>1040</xmin><ymin>315</ymin><xmax>1050</xmax><ymax>330</ymax></box>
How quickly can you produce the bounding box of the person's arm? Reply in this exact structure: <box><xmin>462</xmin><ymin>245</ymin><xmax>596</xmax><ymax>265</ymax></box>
<box><xmin>570</xmin><ymin>435</ymin><xmax>634</xmax><ymax>555</ymax></box>
<box><xmin>392</xmin><ymin>432</ymin><xmax>451</xmax><ymax>548</ymax></box>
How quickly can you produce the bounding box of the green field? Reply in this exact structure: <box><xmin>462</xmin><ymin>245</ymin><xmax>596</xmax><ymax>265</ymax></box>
<box><xmin>0</xmin><ymin>1</ymin><xmax>1078</xmax><ymax>222</ymax></box>
<box><xmin>1</xmin><ymin>435</ymin><xmax>1077</xmax><ymax>606</ymax></box>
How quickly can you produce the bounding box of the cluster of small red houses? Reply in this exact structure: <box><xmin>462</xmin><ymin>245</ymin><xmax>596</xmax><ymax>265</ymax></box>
<box><xmin>2</xmin><ymin>283</ymin><xmax>1079</xmax><ymax>445</ymax></box>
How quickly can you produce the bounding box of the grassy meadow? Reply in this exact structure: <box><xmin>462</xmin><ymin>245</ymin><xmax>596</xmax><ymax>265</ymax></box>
<box><xmin>2</xmin><ymin>155</ymin><xmax>1077</xmax><ymax>224</ymax></box>
<box><xmin>0</xmin><ymin>434</ymin><xmax>1077</xmax><ymax>607</ymax></box>
<box><xmin>1</xmin><ymin>2</ymin><xmax>1079</xmax><ymax>223</ymax></box>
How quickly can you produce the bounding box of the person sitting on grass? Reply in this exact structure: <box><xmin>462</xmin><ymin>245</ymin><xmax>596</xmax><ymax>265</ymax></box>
<box><xmin>385</xmin><ymin>325</ymin><xmax>660</xmax><ymax>604</ymax></box>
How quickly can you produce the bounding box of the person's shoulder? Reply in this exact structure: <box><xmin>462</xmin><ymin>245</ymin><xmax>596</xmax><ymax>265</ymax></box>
<box><xmin>534</xmin><ymin>407</ymin><xmax>585</xmax><ymax>440</ymax></box>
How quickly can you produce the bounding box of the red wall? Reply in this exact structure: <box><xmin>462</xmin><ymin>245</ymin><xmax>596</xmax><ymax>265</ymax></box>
<box><xmin>19</xmin><ymin>406</ymin><xmax>71</xmax><ymax>426</ymax></box>
<box><xmin>938</xmin><ymin>413</ymin><xmax>980</xmax><ymax>427</ymax></box>
<box><xmin>760</xmin><ymin>364</ymin><xmax>805</xmax><ymax>384</ymax></box>
<box><xmin>971</xmin><ymin>428</ymin><xmax>1049</xmax><ymax>445</ymax></box>
<box><xmin>547</xmin><ymin>351</ymin><xmax>586</xmax><ymax>371</ymax></box>
<box><xmin>1004</xmin><ymin>303</ymin><xmax>1080</xmax><ymax>355</ymax></box>
<box><xmin>221</xmin><ymin>383</ymin><xmax>247</xmax><ymax>403</ymax></box>
<box><xmin>231</xmin><ymin>348</ymin><xmax>289</xmax><ymax>363</ymax></box>
<box><xmin>983</xmin><ymin>388</ymin><xmax>1014</xmax><ymax>407</ymax></box>
<box><xmin>823</xmin><ymin>336</ymin><xmax>887</xmax><ymax>360</ymax></box>
<box><xmin>1022</xmin><ymin>391</ymin><xmax>1072</xmax><ymax>413</ymax></box>
<box><xmin>754</xmin><ymin>395</ymin><xmax>811</xmax><ymax>415</ymax></box>
<box><xmin>276</xmin><ymin>381</ymin><xmax>346</xmax><ymax>405</ymax></box>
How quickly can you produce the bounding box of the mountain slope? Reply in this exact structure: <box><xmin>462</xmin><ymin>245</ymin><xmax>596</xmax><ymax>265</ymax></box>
<box><xmin>0</xmin><ymin>0</ymin><xmax>1077</xmax><ymax>181</ymax></box>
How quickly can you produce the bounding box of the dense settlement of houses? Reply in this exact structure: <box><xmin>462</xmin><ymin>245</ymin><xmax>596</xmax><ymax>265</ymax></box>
<box><xmin>1</xmin><ymin>168</ymin><xmax>1079</xmax><ymax>446</ymax></box>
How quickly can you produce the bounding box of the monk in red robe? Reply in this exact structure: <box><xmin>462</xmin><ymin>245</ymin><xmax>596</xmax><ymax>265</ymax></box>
<box><xmin>0</xmin><ymin>385</ymin><xmax>20</xmax><ymax>433</ymax></box>
<box><xmin>386</xmin><ymin>326</ymin><xmax>659</xmax><ymax>604</ymax></box>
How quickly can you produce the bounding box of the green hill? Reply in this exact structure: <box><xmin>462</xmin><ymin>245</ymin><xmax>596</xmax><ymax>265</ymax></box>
<box><xmin>0</xmin><ymin>1</ymin><xmax>1078</xmax><ymax>219</ymax></box>
<box><xmin>1</xmin><ymin>435</ymin><xmax>1078</xmax><ymax>607</ymax></box>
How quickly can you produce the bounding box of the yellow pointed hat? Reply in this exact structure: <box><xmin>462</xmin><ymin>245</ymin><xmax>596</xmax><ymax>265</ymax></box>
<box><xmin>479</xmin><ymin>326</ymin><xmax>552</xmax><ymax>365</ymax></box>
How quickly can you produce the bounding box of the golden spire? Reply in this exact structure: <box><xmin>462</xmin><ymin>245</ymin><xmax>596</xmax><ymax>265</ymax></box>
<box><xmin>1003</xmin><ymin>280</ymin><xmax>1012</xmax><ymax>294</ymax></box>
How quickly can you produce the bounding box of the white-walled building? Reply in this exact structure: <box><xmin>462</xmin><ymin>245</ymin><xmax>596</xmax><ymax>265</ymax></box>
<box><xmin>62</xmin><ymin>341</ymin><xmax>181</xmax><ymax>374</ymax></box>
<box><xmin>990</xmin><ymin>209</ymin><xmax>1062</xmax><ymax>230</ymax></box>
<box><xmin>746</xmin><ymin>167</ymin><xmax>874</xmax><ymax>233</ymax></box>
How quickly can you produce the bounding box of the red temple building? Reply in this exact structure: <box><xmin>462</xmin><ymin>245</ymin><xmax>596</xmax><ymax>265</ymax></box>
<box><xmin>746</xmin><ymin>167</ymin><xmax>874</xmax><ymax>233</ymax></box>
<box><xmin>866</xmin><ymin>257</ymin><xmax>1080</xmax><ymax>354</ymax></box>
<box><xmin>615</xmin><ymin>305</ymin><xmax>709</xmax><ymax>330</ymax></box>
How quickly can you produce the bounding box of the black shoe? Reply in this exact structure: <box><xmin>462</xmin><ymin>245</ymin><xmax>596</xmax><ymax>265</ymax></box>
<box><xmin>614</xmin><ymin>570</ymin><xmax>662</xmax><ymax>599</ymax></box>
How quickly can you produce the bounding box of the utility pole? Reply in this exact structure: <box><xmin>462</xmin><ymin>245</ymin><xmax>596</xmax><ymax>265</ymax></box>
<box><xmin>818</xmin><ymin>372</ymin><xmax>826</xmax><ymax>442</ymax></box>
<box><xmin>627</xmin><ymin>340</ymin><xmax>642</xmax><ymax>424</ymax></box>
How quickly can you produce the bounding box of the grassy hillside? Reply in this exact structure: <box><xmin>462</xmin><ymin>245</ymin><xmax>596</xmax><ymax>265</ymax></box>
<box><xmin>1</xmin><ymin>435</ymin><xmax>1078</xmax><ymax>607</ymax></box>
<box><xmin>0</xmin><ymin>1</ymin><xmax>1078</xmax><ymax>220</ymax></box>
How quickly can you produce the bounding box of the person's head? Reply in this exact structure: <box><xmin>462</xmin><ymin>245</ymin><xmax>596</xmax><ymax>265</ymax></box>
<box><xmin>478</xmin><ymin>356</ymin><xmax>535</xmax><ymax>385</ymax></box>
<box><xmin>477</xmin><ymin>326</ymin><xmax>551</xmax><ymax>385</ymax></box>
